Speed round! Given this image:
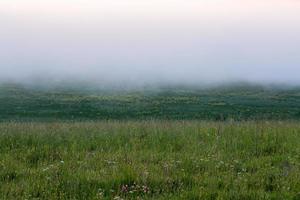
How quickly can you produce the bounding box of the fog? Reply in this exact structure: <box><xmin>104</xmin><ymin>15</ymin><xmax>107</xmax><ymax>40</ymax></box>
<box><xmin>1</xmin><ymin>0</ymin><xmax>300</xmax><ymax>87</ymax></box>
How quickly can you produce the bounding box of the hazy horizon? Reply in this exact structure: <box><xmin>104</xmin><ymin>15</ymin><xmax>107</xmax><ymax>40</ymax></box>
<box><xmin>1</xmin><ymin>0</ymin><xmax>300</xmax><ymax>86</ymax></box>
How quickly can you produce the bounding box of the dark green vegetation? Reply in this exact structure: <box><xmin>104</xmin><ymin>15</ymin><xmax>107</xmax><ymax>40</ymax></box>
<box><xmin>0</xmin><ymin>121</ymin><xmax>300</xmax><ymax>199</ymax></box>
<box><xmin>1</xmin><ymin>83</ymin><xmax>300</xmax><ymax>121</ymax></box>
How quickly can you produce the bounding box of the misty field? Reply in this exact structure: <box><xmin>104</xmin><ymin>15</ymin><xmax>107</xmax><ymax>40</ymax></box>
<box><xmin>1</xmin><ymin>83</ymin><xmax>300</xmax><ymax>121</ymax></box>
<box><xmin>1</xmin><ymin>121</ymin><xmax>300</xmax><ymax>199</ymax></box>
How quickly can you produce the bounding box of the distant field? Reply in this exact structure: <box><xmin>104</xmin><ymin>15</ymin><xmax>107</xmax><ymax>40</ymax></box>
<box><xmin>1</xmin><ymin>83</ymin><xmax>300</xmax><ymax>121</ymax></box>
<box><xmin>0</xmin><ymin>121</ymin><xmax>299</xmax><ymax>199</ymax></box>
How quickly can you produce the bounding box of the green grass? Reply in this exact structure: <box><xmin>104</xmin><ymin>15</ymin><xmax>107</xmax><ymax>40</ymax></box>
<box><xmin>1</xmin><ymin>83</ymin><xmax>300</xmax><ymax>199</ymax></box>
<box><xmin>1</xmin><ymin>121</ymin><xmax>300</xmax><ymax>199</ymax></box>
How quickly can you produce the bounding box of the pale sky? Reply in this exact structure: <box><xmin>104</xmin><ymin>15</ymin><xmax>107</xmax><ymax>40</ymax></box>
<box><xmin>0</xmin><ymin>0</ymin><xmax>300</xmax><ymax>85</ymax></box>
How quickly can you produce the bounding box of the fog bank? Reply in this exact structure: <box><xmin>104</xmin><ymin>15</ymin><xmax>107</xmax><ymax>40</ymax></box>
<box><xmin>1</xmin><ymin>0</ymin><xmax>300</xmax><ymax>87</ymax></box>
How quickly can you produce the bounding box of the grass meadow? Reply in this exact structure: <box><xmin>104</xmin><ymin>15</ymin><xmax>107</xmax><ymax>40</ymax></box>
<box><xmin>1</xmin><ymin>121</ymin><xmax>299</xmax><ymax>199</ymax></box>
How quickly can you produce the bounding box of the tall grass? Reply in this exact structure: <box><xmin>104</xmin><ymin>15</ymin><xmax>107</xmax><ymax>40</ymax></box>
<box><xmin>0</xmin><ymin>121</ymin><xmax>299</xmax><ymax>199</ymax></box>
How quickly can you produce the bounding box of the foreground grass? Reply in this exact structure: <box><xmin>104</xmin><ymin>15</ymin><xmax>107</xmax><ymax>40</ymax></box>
<box><xmin>0</xmin><ymin>121</ymin><xmax>300</xmax><ymax>199</ymax></box>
